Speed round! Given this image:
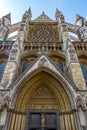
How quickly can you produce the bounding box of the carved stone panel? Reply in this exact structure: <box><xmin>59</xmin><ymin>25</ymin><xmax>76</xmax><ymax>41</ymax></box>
<box><xmin>28</xmin><ymin>85</ymin><xmax>58</xmax><ymax>110</ymax></box>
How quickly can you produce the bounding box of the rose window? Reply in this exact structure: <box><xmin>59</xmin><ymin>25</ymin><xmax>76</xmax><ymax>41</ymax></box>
<box><xmin>28</xmin><ymin>25</ymin><xmax>59</xmax><ymax>42</ymax></box>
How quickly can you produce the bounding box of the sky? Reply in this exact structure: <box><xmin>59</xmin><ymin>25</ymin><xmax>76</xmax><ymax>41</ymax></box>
<box><xmin>0</xmin><ymin>0</ymin><xmax>87</xmax><ymax>24</ymax></box>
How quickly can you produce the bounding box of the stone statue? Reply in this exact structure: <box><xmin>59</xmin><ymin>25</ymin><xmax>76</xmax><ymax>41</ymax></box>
<box><xmin>78</xmin><ymin>26</ymin><xmax>87</xmax><ymax>41</ymax></box>
<box><xmin>76</xmin><ymin>15</ymin><xmax>87</xmax><ymax>41</ymax></box>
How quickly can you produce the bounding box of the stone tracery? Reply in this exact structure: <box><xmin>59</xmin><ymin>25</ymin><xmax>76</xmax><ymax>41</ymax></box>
<box><xmin>28</xmin><ymin>25</ymin><xmax>59</xmax><ymax>42</ymax></box>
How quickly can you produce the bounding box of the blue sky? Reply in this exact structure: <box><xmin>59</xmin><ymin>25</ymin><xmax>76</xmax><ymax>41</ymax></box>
<box><xmin>0</xmin><ymin>0</ymin><xmax>87</xmax><ymax>24</ymax></box>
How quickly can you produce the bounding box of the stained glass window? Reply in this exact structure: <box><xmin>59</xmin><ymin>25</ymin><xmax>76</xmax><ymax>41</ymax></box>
<box><xmin>22</xmin><ymin>62</ymin><xmax>29</xmax><ymax>73</ymax></box>
<box><xmin>58</xmin><ymin>62</ymin><xmax>64</xmax><ymax>72</ymax></box>
<box><xmin>0</xmin><ymin>63</ymin><xmax>6</xmax><ymax>81</ymax></box>
<box><xmin>80</xmin><ymin>64</ymin><xmax>87</xmax><ymax>87</ymax></box>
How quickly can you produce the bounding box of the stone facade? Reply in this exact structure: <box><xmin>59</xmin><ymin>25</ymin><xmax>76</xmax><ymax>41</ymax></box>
<box><xmin>0</xmin><ymin>8</ymin><xmax>87</xmax><ymax>130</ymax></box>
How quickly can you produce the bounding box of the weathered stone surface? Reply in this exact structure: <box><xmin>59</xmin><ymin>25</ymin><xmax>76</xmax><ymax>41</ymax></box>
<box><xmin>0</xmin><ymin>7</ymin><xmax>87</xmax><ymax>130</ymax></box>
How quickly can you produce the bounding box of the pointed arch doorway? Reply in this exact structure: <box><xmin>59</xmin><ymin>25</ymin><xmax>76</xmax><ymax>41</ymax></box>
<box><xmin>8</xmin><ymin>68</ymin><xmax>80</xmax><ymax>130</ymax></box>
<box><xmin>25</xmin><ymin>83</ymin><xmax>61</xmax><ymax>130</ymax></box>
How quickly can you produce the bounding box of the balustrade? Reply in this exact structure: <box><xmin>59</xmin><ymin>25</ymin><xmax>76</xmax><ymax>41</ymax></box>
<box><xmin>23</xmin><ymin>42</ymin><xmax>62</xmax><ymax>53</ymax></box>
<box><xmin>73</xmin><ymin>42</ymin><xmax>87</xmax><ymax>52</ymax></box>
<box><xmin>0</xmin><ymin>41</ymin><xmax>14</xmax><ymax>52</ymax></box>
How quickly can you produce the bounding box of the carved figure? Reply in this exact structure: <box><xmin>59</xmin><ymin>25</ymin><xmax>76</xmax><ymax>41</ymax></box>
<box><xmin>78</xmin><ymin>26</ymin><xmax>87</xmax><ymax>41</ymax></box>
<box><xmin>68</xmin><ymin>45</ymin><xmax>78</xmax><ymax>62</ymax></box>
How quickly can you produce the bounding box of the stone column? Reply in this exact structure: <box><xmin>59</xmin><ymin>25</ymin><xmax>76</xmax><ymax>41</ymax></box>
<box><xmin>60</xmin><ymin>22</ymin><xmax>86</xmax><ymax>89</ymax></box>
<box><xmin>0</xmin><ymin>107</ymin><xmax>7</xmax><ymax>130</ymax></box>
<box><xmin>0</xmin><ymin>39</ymin><xmax>20</xmax><ymax>88</ymax></box>
<box><xmin>62</xmin><ymin>31</ymin><xmax>69</xmax><ymax>52</ymax></box>
<box><xmin>55</xmin><ymin>8</ymin><xmax>86</xmax><ymax>89</ymax></box>
<box><xmin>0</xmin><ymin>11</ymin><xmax>30</xmax><ymax>88</ymax></box>
<box><xmin>66</xmin><ymin>40</ymin><xmax>86</xmax><ymax>89</ymax></box>
<box><xmin>0</xmin><ymin>9</ymin><xmax>30</xmax><ymax>88</ymax></box>
<box><xmin>18</xmin><ymin>22</ymin><xmax>26</xmax><ymax>50</ymax></box>
<box><xmin>19</xmin><ymin>8</ymin><xmax>31</xmax><ymax>50</ymax></box>
<box><xmin>75</xmin><ymin>109</ymin><xmax>82</xmax><ymax>130</ymax></box>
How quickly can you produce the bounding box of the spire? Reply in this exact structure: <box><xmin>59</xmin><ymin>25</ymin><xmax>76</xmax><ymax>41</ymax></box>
<box><xmin>55</xmin><ymin>8</ymin><xmax>65</xmax><ymax>22</ymax></box>
<box><xmin>4</xmin><ymin>13</ymin><xmax>11</xmax><ymax>21</ymax></box>
<box><xmin>56</xmin><ymin>8</ymin><xmax>59</xmax><ymax>13</ymax></box>
<box><xmin>22</xmin><ymin>7</ymin><xmax>32</xmax><ymax>22</ymax></box>
<box><xmin>28</xmin><ymin>7</ymin><xmax>32</xmax><ymax>20</ymax></box>
<box><xmin>42</xmin><ymin>11</ymin><xmax>45</xmax><ymax>15</ymax></box>
<box><xmin>55</xmin><ymin>8</ymin><xmax>63</xmax><ymax>16</ymax></box>
<box><xmin>28</xmin><ymin>7</ymin><xmax>31</xmax><ymax>14</ymax></box>
<box><xmin>55</xmin><ymin>8</ymin><xmax>59</xmax><ymax>20</ymax></box>
<box><xmin>0</xmin><ymin>13</ymin><xmax>11</xmax><ymax>26</ymax></box>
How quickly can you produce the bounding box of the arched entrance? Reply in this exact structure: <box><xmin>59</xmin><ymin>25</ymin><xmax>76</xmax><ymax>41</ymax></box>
<box><xmin>7</xmin><ymin>68</ymin><xmax>79</xmax><ymax>130</ymax></box>
<box><xmin>14</xmin><ymin>70</ymin><xmax>71</xmax><ymax>111</ymax></box>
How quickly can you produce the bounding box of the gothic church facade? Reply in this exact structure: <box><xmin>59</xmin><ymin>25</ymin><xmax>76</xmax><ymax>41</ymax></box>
<box><xmin>0</xmin><ymin>8</ymin><xmax>87</xmax><ymax>130</ymax></box>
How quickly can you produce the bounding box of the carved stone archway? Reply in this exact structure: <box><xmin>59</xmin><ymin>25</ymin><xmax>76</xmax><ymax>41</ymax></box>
<box><xmin>7</xmin><ymin>67</ymin><xmax>80</xmax><ymax>130</ymax></box>
<box><xmin>11</xmin><ymin>67</ymin><xmax>75</xmax><ymax>112</ymax></box>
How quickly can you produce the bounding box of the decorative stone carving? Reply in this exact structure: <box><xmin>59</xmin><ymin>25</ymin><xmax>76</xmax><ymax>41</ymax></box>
<box><xmin>9</xmin><ymin>50</ymin><xmax>17</xmax><ymax>60</ymax></box>
<box><xmin>34</xmin><ymin>11</ymin><xmax>53</xmax><ymax>22</ymax></box>
<box><xmin>76</xmin><ymin>95</ymin><xmax>86</xmax><ymax>108</ymax></box>
<box><xmin>19</xmin><ymin>23</ymin><xmax>25</xmax><ymax>31</ymax></box>
<box><xmin>78</xmin><ymin>26</ymin><xmax>87</xmax><ymax>41</ymax></box>
<box><xmin>68</xmin><ymin>45</ymin><xmax>78</xmax><ymax>62</ymax></box>
<box><xmin>55</xmin><ymin>8</ymin><xmax>65</xmax><ymax>23</ymax></box>
<box><xmin>0</xmin><ymin>91</ymin><xmax>11</xmax><ymax>107</ymax></box>
<box><xmin>0</xmin><ymin>14</ymin><xmax>11</xmax><ymax>39</ymax></box>
<box><xmin>22</xmin><ymin>8</ymin><xmax>32</xmax><ymax>22</ymax></box>
<box><xmin>28</xmin><ymin>25</ymin><xmax>59</xmax><ymax>42</ymax></box>
<box><xmin>0</xmin><ymin>93</ymin><xmax>4</xmax><ymax>106</ymax></box>
<box><xmin>62</xmin><ymin>23</ymin><xmax>67</xmax><ymax>31</ymax></box>
<box><xmin>9</xmin><ymin>40</ymin><xmax>19</xmax><ymax>61</ymax></box>
<box><xmin>38</xmin><ymin>58</ymin><xmax>47</xmax><ymax>66</ymax></box>
<box><xmin>31</xmin><ymin>85</ymin><xmax>54</xmax><ymax>98</ymax></box>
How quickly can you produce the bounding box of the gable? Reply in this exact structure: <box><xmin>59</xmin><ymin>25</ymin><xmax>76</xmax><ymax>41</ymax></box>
<box><xmin>33</xmin><ymin>12</ymin><xmax>54</xmax><ymax>22</ymax></box>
